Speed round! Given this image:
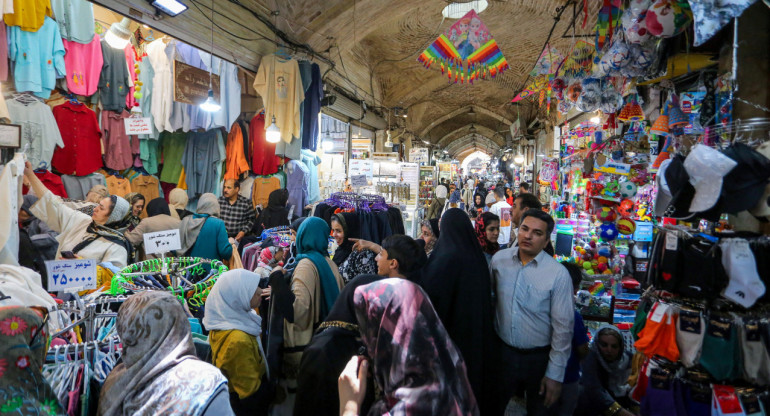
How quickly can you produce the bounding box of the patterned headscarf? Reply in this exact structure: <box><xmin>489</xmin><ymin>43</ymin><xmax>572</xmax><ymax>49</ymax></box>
<box><xmin>354</xmin><ymin>279</ymin><xmax>479</xmax><ymax>416</ymax></box>
<box><xmin>98</xmin><ymin>292</ymin><xmax>227</xmax><ymax>416</ymax></box>
<box><xmin>0</xmin><ymin>306</ymin><xmax>63</xmax><ymax>415</ymax></box>
<box><xmin>474</xmin><ymin>212</ymin><xmax>500</xmax><ymax>255</ymax></box>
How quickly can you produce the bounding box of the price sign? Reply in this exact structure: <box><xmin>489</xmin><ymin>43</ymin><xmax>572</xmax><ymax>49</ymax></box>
<box><xmin>46</xmin><ymin>259</ymin><xmax>96</xmax><ymax>291</ymax></box>
<box><xmin>143</xmin><ymin>229</ymin><xmax>181</xmax><ymax>255</ymax></box>
<box><xmin>124</xmin><ymin>117</ymin><xmax>153</xmax><ymax>135</ymax></box>
<box><xmin>350</xmin><ymin>175</ymin><xmax>368</xmax><ymax>188</ymax></box>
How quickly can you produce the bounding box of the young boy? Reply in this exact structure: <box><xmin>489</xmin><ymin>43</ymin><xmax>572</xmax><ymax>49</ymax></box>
<box><xmin>375</xmin><ymin>234</ymin><xmax>425</xmax><ymax>279</ymax></box>
<box><xmin>556</xmin><ymin>261</ymin><xmax>591</xmax><ymax>416</ymax></box>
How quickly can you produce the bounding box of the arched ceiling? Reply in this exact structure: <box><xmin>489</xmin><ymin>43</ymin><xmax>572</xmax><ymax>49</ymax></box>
<box><xmin>95</xmin><ymin>0</ymin><xmax>600</xmax><ymax>150</ymax></box>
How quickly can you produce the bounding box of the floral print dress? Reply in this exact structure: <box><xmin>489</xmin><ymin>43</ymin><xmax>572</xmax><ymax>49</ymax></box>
<box><xmin>338</xmin><ymin>249</ymin><xmax>377</xmax><ymax>284</ymax></box>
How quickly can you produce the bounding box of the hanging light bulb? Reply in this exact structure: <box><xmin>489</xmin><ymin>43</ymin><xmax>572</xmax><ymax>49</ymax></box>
<box><xmin>200</xmin><ymin>0</ymin><xmax>221</xmax><ymax>113</ymax></box>
<box><xmin>199</xmin><ymin>90</ymin><xmax>221</xmax><ymax>112</ymax></box>
<box><xmin>322</xmin><ymin>139</ymin><xmax>334</xmax><ymax>151</ymax></box>
<box><xmin>514</xmin><ymin>154</ymin><xmax>525</xmax><ymax>164</ymax></box>
<box><xmin>384</xmin><ymin>130</ymin><xmax>393</xmax><ymax>148</ymax></box>
<box><xmin>266</xmin><ymin>116</ymin><xmax>281</xmax><ymax>143</ymax></box>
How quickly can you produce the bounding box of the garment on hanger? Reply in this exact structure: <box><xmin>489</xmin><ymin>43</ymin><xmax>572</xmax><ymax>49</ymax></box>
<box><xmin>180</xmin><ymin>129</ymin><xmax>224</xmax><ymax>198</ymax></box>
<box><xmin>62</xmin><ymin>34</ymin><xmax>102</xmax><ymax>96</ymax></box>
<box><xmin>101</xmin><ymin>110</ymin><xmax>137</xmax><ymax>170</ymax></box>
<box><xmin>52</xmin><ymin>101</ymin><xmax>102</xmax><ymax>176</ymax></box>
<box><xmin>0</xmin><ymin>22</ymin><xmax>9</xmax><ymax>81</ymax></box>
<box><xmin>224</xmin><ymin>122</ymin><xmax>249</xmax><ymax>180</ymax></box>
<box><xmin>300</xmin><ymin>149</ymin><xmax>321</xmax><ymax>204</ymax></box>
<box><xmin>145</xmin><ymin>38</ymin><xmax>173</xmax><ymax>132</ymax></box>
<box><xmin>99</xmin><ymin>39</ymin><xmax>130</xmax><ymax>111</ymax></box>
<box><xmin>50</xmin><ymin>0</ymin><xmax>94</xmax><ymax>44</ymax></box>
<box><xmin>298</xmin><ymin>61</ymin><xmax>322</xmax><ymax>151</ymax></box>
<box><xmin>250</xmin><ymin>112</ymin><xmax>281</xmax><ymax>175</ymax></box>
<box><xmin>124</xmin><ymin>43</ymin><xmax>138</xmax><ymax>109</ymax></box>
<box><xmin>7</xmin><ymin>16</ymin><xmax>65</xmax><ymax>99</ymax></box>
<box><xmin>199</xmin><ymin>50</ymin><xmax>241</xmax><ymax>129</ymax></box>
<box><xmin>4</xmin><ymin>0</ymin><xmax>51</xmax><ymax>32</ymax></box>
<box><xmin>136</xmin><ymin>55</ymin><xmax>159</xmax><ymax>140</ymax></box>
<box><xmin>8</xmin><ymin>98</ymin><xmax>63</xmax><ymax>170</ymax></box>
<box><xmin>252</xmin><ymin>175</ymin><xmax>281</xmax><ymax>209</ymax></box>
<box><xmin>34</xmin><ymin>169</ymin><xmax>68</xmax><ymax>198</ymax></box>
<box><xmin>105</xmin><ymin>174</ymin><xmax>131</xmax><ymax>197</ymax></box>
<box><xmin>158</xmin><ymin>131</ymin><xmax>186</xmax><ymax>183</ymax></box>
<box><xmin>285</xmin><ymin>159</ymin><xmax>309</xmax><ymax>214</ymax></box>
<box><xmin>61</xmin><ymin>173</ymin><xmax>105</xmax><ymax>200</ymax></box>
<box><xmin>131</xmin><ymin>174</ymin><xmax>160</xmax><ymax>203</ymax></box>
<box><xmin>253</xmin><ymin>54</ymin><xmax>304</xmax><ymax>143</ymax></box>
<box><xmin>139</xmin><ymin>138</ymin><xmax>159</xmax><ymax>175</ymax></box>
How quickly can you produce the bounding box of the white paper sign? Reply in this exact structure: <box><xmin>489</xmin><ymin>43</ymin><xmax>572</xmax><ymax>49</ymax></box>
<box><xmin>124</xmin><ymin>117</ymin><xmax>153</xmax><ymax>135</ymax></box>
<box><xmin>46</xmin><ymin>259</ymin><xmax>97</xmax><ymax>291</ymax></box>
<box><xmin>143</xmin><ymin>229</ymin><xmax>181</xmax><ymax>255</ymax></box>
<box><xmin>350</xmin><ymin>175</ymin><xmax>368</xmax><ymax>188</ymax></box>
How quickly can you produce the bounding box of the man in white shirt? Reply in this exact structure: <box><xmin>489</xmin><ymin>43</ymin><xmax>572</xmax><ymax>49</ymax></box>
<box><xmin>489</xmin><ymin>187</ymin><xmax>512</xmax><ymax>248</ymax></box>
<box><xmin>489</xmin><ymin>209</ymin><xmax>574</xmax><ymax>415</ymax></box>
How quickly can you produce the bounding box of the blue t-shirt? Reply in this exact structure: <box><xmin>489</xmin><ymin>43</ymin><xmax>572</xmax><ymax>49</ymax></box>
<box><xmin>564</xmin><ymin>309</ymin><xmax>589</xmax><ymax>384</ymax></box>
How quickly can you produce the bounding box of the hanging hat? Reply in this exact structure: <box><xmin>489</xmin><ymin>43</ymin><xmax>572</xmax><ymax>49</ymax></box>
<box><xmin>684</xmin><ymin>144</ymin><xmax>737</xmax><ymax>213</ymax></box>
<box><xmin>720</xmin><ymin>142</ymin><xmax>770</xmax><ymax>215</ymax></box>
<box><xmin>663</xmin><ymin>154</ymin><xmax>697</xmax><ymax>220</ymax></box>
<box><xmin>651</xmin><ymin>135</ymin><xmax>672</xmax><ymax>169</ymax></box>
<box><xmin>667</xmin><ymin>96</ymin><xmax>689</xmax><ymax>129</ymax></box>
<box><xmin>654</xmin><ymin>158</ymin><xmax>673</xmax><ymax>217</ymax></box>
<box><xmin>626</xmin><ymin>99</ymin><xmax>645</xmax><ymax>121</ymax></box>
<box><xmin>617</xmin><ymin>101</ymin><xmax>632</xmax><ymax>121</ymax></box>
<box><xmin>650</xmin><ymin>109</ymin><xmax>670</xmax><ymax>136</ymax></box>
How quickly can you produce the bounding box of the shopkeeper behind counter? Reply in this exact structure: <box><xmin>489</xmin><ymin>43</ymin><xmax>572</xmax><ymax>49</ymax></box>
<box><xmin>23</xmin><ymin>161</ymin><xmax>132</xmax><ymax>268</ymax></box>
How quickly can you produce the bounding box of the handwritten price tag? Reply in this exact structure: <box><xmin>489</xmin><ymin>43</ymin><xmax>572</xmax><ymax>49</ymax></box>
<box><xmin>124</xmin><ymin>117</ymin><xmax>153</xmax><ymax>135</ymax></box>
<box><xmin>46</xmin><ymin>259</ymin><xmax>96</xmax><ymax>291</ymax></box>
<box><xmin>143</xmin><ymin>229</ymin><xmax>181</xmax><ymax>255</ymax></box>
<box><xmin>350</xmin><ymin>175</ymin><xmax>368</xmax><ymax>188</ymax></box>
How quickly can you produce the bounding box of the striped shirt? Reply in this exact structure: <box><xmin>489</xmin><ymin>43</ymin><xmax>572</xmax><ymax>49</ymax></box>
<box><xmin>489</xmin><ymin>247</ymin><xmax>574</xmax><ymax>382</ymax></box>
<box><xmin>218</xmin><ymin>195</ymin><xmax>256</xmax><ymax>237</ymax></box>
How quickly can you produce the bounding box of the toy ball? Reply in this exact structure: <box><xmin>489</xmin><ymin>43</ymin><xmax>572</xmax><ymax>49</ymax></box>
<box><xmin>589</xmin><ymin>240</ymin><xmax>597</xmax><ymax>248</ymax></box>
<box><xmin>617</xmin><ymin>218</ymin><xmax>637</xmax><ymax>235</ymax></box>
<box><xmin>597</xmin><ymin>246</ymin><xmax>612</xmax><ymax>258</ymax></box>
<box><xmin>599</xmin><ymin>223</ymin><xmax>618</xmax><ymax>241</ymax></box>
<box><xmin>619</xmin><ymin>181</ymin><xmax>637</xmax><ymax>198</ymax></box>
<box><xmin>586</xmin><ymin>269</ymin><xmax>595</xmax><ymax>275</ymax></box>
<box><xmin>583</xmin><ymin>261</ymin><xmax>593</xmax><ymax>271</ymax></box>
<box><xmin>597</xmin><ymin>263</ymin><xmax>608</xmax><ymax>272</ymax></box>
<box><xmin>603</xmin><ymin>269</ymin><xmax>614</xmax><ymax>275</ymax></box>
<box><xmin>619</xmin><ymin>199</ymin><xmax>635</xmax><ymax>217</ymax></box>
<box><xmin>133</xmin><ymin>91</ymin><xmax>143</xmax><ymax>100</ymax></box>
<box><xmin>567</xmin><ymin>83</ymin><xmax>583</xmax><ymax>102</ymax></box>
<box><xmin>598</xmin><ymin>256</ymin><xmax>608</xmax><ymax>264</ymax></box>
<box><xmin>597</xmin><ymin>207</ymin><xmax>617</xmax><ymax>223</ymax></box>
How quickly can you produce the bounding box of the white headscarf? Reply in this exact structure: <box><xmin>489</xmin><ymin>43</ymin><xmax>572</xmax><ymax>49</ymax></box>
<box><xmin>202</xmin><ymin>269</ymin><xmax>262</xmax><ymax>337</ymax></box>
<box><xmin>436</xmin><ymin>185</ymin><xmax>448</xmax><ymax>199</ymax></box>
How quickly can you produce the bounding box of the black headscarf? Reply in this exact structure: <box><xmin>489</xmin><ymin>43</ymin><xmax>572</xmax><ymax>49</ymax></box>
<box><xmin>473</xmin><ymin>192</ymin><xmax>486</xmax><ymax>210</ymax></box>
<box><xmin>145</xmin><ymin>198</ymin><xmax>170</xmax><ymax>217</ymax></box>
<box><xmin>428</xmin><ymin>218</ymin><xmax>440</xmax><ymax>239</ymax></box>
<box><xmin>331</xmin><ymin>212</ymin><xmax>360</xmax><ymax>267</ymax></box>
<box><xmin>294</xmin><ymin>274</ymin><xmax>382</xmax><ymax>416</ymax></box>
<box><xmin>255</xmin><ymin>189</ymin><xmax>290</xmax><ymax>233</ymax></box>
<box><xmin>418</xmin><ymin>208</ymin><xmax>499</xmax><ymax>415</ymax></box>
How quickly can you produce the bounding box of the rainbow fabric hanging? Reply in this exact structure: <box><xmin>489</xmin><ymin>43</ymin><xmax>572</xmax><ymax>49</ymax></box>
<box><xmin>418</xmin><ymin>10</ymin><xmax>508</xmax><ymax>84</ymax></box>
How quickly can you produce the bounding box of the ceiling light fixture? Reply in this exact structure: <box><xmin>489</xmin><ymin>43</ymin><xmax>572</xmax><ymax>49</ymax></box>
<box><xmin>151</xmin><ymin>0</ymin><xmax>188</xmax><ymax>16</ymax></box>
<box><xmin>105</xmin><ymin>18</ymin><xmax>132</xmax><ymax>49</ymax></box>
<box><xmin>199</xmin><ymin>0</ymin><xmax>220</xmax><ymax>113</ymax></box>
<box><xmin>442</xmin><ymin>0</ymin><xmax>488</xmax><ymax>18</ymax></box>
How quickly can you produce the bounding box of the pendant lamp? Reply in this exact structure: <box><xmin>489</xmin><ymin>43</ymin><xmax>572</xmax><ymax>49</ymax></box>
<box><xmin>266</xmin><ymin>116</ymin><xmax>281</xmax><ymax>143</ymax></box>
<box><xmin>200</xmin><ymin>0</ymin><xmax>220</xmax><ymax>113</ymax></box>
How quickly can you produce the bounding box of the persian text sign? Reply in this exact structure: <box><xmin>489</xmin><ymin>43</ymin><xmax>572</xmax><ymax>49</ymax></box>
<box><xmin>46</xmin><ymin>259</ymin><xmax>96</xmax><ymax>291</ymax></box>
<box><xmin>350</xmin><ymin>175</ymin><xmax>368</xmax><ymax>188</ymax></box>
<box><xmin>124</xmin><ymin>117</ymin><xmax>153</xmax><ymax>135</ymax></box>
<box><xmin>143</xmin><ymin>229</ymin><xmax>181</xmax><ymax>255</ymax></box>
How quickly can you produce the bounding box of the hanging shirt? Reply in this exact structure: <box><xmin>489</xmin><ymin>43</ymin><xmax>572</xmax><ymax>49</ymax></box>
<box><xmin>224</xmin><ymin>122</ymin><xmax>250</xmax><ymax>180</ymax></box>
<box><xmin>131</xmin><ymin>175</ymin><xmax>160</xmax><ymax>202</ymax></box>
<box><xmin>298</xmin><ymin>61</ymin><xmax>323</xmax><ymax>151</ymax></box>
<box><xmin>175</xmin><ymin>42</ymin><xmax>208</xmax><ymax>131</ymax></box>
<box><xmin>124</xmin><ymin>44</ymin><xmax>138</xmax><ymax>109</ymax></box>
<box><xmin>250</xmin><ymin>113</ymin><xmax>280</xmax><ymax>175</ymax></box>
<box><xmin>50</xmin><ymin>0</ymin><xmax>93</xmax><ymax>44</ymax></box>
<box><xmin>7</xmin><ymin>99</ymin><xmax>63</xmax><ymax>170</ymax></box>
<box><xmin>181</xmin><ymin>129</ymin><xmax>224</xmax><ymax>198</ymax></box>
<box><xmin>105</xmin><ymin>175</ymin><xmax>131</xmax><ymax>197</ymax></box>
<box><xmin>139</xmin><ymin>139</ymin><xmax>159</xmax><ymax>175</ymax></box>
<box><xmin>61</xmin><ymin>173</ymin><xmax>105</xmax><ymax>200</ymax></box>
<box><xmin>165</xmin><ymin>40</ymin><xmax>192</xmax><ymax>132</ymax></box>
<box><xmin>253</xmin><ymin>55</ymin><xmax>304</xmax><ymax>144</ymax></box>
<box><xmin>101</xmin><ymin>110</ymin><xmax>135</xmax><ymax>170</ymax></box>
<box><xmin>0</xmin><ymin>22</ymin><xmax>8</xmax><ymax>81</ymax></box>
<box><xmin>158</xmin><ymin>132</ymin><xmax>187</xmax><ymax>184</ymax></box>
<box><xmin>199</xmin><ymin>50</ymin><xmax>241</xmax><ymax>130</ymax></box>
<box><xmin>252</xmin><ymin>176</ymin><xmax>281</xmax><ymax>209</ymax></box>
<box><xmin>62</xmin><ymin>34</ymin><xmax>102</xmax><ymax>96</ymax></box>
<box><xmin>136</xmin><ymin>56</ymin><xmax>159</xmax><ymax>140</ymax></box>
<box><xmin>275</xmin><ymin>135</ymin><xmax>301</xmax><ymax>161</ymax></box>
<box><xmin>3</xmin><ymin>0</ymin><xmax>51</xmax><ymax>32</ymax></box>
<box><xmin>145</xmin><ymin>38</ymin><xmax>173</xmax><ymax>132</ymax></box>
<box><xmin>285</xmin><ymin>159</ymin><xmax>309</xmax><ymax>214</ymax></box>
<box><xmin>34</xmin><ymin>170</ymin><xmax>68</xmax><ymax>197</ymax></box>
<box><xmin>7</xmin><ymin>16</ymin><xmax>65</xmax><ymax>99</ymax></box>
<box><xmin>99</xmin><ymin>39</ymin><xmax>129</xmax><ymax>111</ymax></box>
<box><xmin>300</xmin><ymin>149</ymin><xmax>322</xmax><ymax>204</ymax></box>
<box><xmin>51</xmin><ymin>101</ymin><xmax>102</xmax><ymax>175</ymax></box>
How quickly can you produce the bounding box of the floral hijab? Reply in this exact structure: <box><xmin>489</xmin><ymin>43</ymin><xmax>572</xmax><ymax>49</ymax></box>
<box><xmin>354</xmin><ymin>279</ymin><xmax>479</xmax><ymax>416</ymax></box>
<box><xmin>0</xmin><ymin>306</ymin><xmax>64</xmax><ymax>415</ymax></box>
<box><xmin>474</xmin><ymin>212</ymin><xmax>500</xmax><ymax>255</ymax></box>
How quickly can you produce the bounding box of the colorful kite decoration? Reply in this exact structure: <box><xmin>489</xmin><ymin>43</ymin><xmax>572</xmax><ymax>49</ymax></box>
<box><xmin>417</xmin><ymin>10</ymin><xmax>509</xmax><ymax>84</ymax></box>
<box><xmin>557</xmin><ymin>39</ymin><xmax>596</xmax><ymax>80</ymax></box>
<box><xmin>529</xmin><ymin>44</ymin><xmax>564</xmax><ymax>77</ymax></box>
<box><xmin>512</xmin><ymin>75</ymin><xmax>550</xmax><ymax>103</ymax></box>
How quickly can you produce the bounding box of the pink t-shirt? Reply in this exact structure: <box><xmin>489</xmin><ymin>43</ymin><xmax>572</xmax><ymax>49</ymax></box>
<box><xmin>62</xmin><ymin>34</ymin><xmax>103</xmax><ymax>96</ymax></box>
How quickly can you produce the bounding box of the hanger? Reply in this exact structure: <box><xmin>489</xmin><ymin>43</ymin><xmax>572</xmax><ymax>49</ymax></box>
<box><xmin>274</xmin><ymin>46</ymin><xmax>292</xmax><ymax>61</ymax></box>
<box><xmin>63</xmin><ymin>92</ymin><xmax>81</xmax><ymax>106</ymax></box>
<box><xmin>13</xmin><ymin>92</ymin><xmax>42</xmax><ymax>105</ymax></box>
